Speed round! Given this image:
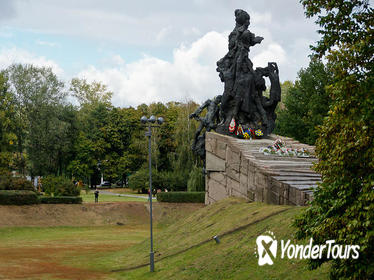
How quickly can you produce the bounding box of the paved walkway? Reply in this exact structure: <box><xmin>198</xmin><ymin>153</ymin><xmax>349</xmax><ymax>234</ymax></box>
<box><xmin>97</xmin><ymin>190</ymin><xmax>156</xmax><ymax>200</ymax></box>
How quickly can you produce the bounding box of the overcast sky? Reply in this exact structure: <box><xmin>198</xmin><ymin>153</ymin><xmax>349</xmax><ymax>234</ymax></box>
<box><xmin>0</xmin><ymin>0</ymin><xmax>320</xmax><ymax>107</ymax></box>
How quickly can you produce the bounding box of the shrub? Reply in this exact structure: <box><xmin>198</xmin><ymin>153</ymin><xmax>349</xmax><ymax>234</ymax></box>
<box><xmin>39</xmin><ymin>196</ymin><xmax>82</xmax><ymax>204</ymax></box>
<box><xmin>42</xmin><ymin>175</ymin><xmax>80</xmax><ymax>196</ymax></box>
<box><xmin>158</xmin><ymin>171</ymin><xmax>189</xmax><ymax>191</ymax></box>
<box><xmin>0</xmin><ymin>172</ymin><xmax>34</xmax><ymax>191</ymax></box>
<box><xmin>0</xmin><ymin>190</ymin><xmax>39</xmax><ymax>205</ymax></box>
<box><xmin>129</xmin><ymin>168</ymin><xmax>188</xmax><ymax>192</ymax></box>
<box><xmin>187</xmin><ymin>165</ymin><xmax>205</xmax><ymax>192</ymax></box>
<box><xmin>156</xmin><ymin>192</ymin><xmax>205</xmax><ymax>203</ymax></box>
<box><xmin>128</xmin><ymin>168</ymin><xmax>153</xmax><ymax>191</ymax></box>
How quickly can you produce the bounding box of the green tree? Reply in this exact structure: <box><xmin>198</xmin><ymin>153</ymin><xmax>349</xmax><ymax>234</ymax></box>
<box><xmin>70</xmin><ymin>78</ymin><xmax>112</xmax><ymax>107</ymax></box>
<box><xmin>69</xmin><ymin>79</ymin><xmax>113</xmax><ymax>185</ymax></box>
<box><xmin>187</xmin><ymin>164</ymin><xmax>205</xmax><ymax>192</ymax></box>
<box><xmin>294</xmin><ymin>1</ymin><xmax>374</xmax><ymax>279</ymax></box>
<box><xmin>0</xmin><ymin>72</ymin><xmax>17</xmax><ymax>172</ymax></box>
<box><xmin>5</xmin><ymin>64</ymin><xmax>69</xmax><ymax>176</ymax></box>
<box><xmin>274</xmin><ymin>59</ymin><xmax>333</xmax><ymax>145</ymax></box>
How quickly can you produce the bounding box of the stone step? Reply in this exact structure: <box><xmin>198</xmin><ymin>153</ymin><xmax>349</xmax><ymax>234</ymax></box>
<box><xmin>280</xmin><ymin>180</ymin><xmax>321</xmax><ymax>185</ymax></box>
<box><xmin>205</xmin><ymin>132</ymin><xmax>321</xmax><ymax>206</ymax></box>
<box><xmin>291</xmin><ymin>184</ymin><xmax>319</xmax><ymax>190</ymax></box>
<box><xmin>273</xmin><ymin>176</ymin><xmax>321</xmax><ymax>181</ymax></box>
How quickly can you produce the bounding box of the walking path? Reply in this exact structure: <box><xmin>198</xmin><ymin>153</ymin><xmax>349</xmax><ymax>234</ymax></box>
<box><xmin>98</xmin><ymin>190</ymin><xmax>156</xmax><ymax>200</ymax></box>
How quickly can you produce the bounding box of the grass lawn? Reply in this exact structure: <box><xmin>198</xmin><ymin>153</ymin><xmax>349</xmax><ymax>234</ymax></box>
<box><xmin>103</xmin><ymin>188</ymin><xmax>148</xmax><ymax>196</ymax></box>
<box><xmin>0</xmin><ymin>198</ymin><xmax>329</xmax><ymax>279</ymax></box>
<box><xmin>81</xmin><ymin>192</ymin><xmax>151</xmax><ymax>203</ymax></box>
<box><xmin>0</xmin><ymin>225</ymin><xmax>149</xmax><ymax>280</ymax></box>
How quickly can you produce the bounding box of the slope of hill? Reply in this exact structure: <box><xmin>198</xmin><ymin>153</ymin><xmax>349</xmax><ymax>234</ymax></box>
<box><xmin>0</xmin><ymin>198</ymin><xmax>329</xmax><ymax>279</ymax></box>
<box><xmin>112</xmin><ymin>198</ymin><xmax>329</xmax><ymax>279</ymax></box>
<box><xmin>80</xmin><ymin>198</ymin><xmax>329</xmax><ymax>279</ymax></box>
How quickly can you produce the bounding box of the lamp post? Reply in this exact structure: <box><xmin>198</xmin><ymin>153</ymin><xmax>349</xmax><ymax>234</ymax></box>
<box><xmin>140</xmin><ymin>115</ymin><xmax>164</xmax><ymax>272</ymax></box>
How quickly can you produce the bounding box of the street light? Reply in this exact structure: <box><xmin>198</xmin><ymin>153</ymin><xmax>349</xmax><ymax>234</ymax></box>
<box><xmin>140</xmin><ymin>115</ymin><xmax>164</xmax><ymax>272</ymax></box>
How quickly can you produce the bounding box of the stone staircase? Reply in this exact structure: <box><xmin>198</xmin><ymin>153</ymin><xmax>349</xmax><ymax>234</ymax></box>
<box><xmin>205</xmin><ymin>132</ymin><xmax>321</xmax><ymax>206</ymax></box>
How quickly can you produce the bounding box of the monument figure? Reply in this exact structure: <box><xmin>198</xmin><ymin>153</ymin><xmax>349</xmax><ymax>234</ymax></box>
<box><xmin>215</xmin><ymin>9</ymin><xmax>281</xmax><ymax>137</ymax></box>
<box><xmin>189</xmin><ymin>95</ymin><xmax>222</xmax><ymax>151</ymax></box>
<box><xmin>190</xmin><ymin>9</ymin><xmax>281</xmax><ymax>157</ymax></box>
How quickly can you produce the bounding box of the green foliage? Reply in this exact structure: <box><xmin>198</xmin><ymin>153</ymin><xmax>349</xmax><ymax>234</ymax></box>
<box><xmin>39</xmin><ymin>196</ymin><xmax>82</xmax><ymax>204</ymax></box>
<box><xmin>128</xmin><ymin>168</ymin><xmax>190</xmax><ymax>192</ymax></box>
<box><xmin>187</xmin><ymin>165</ymin><xmax>205</xmax><ymax>192</ymax></box>
<box><xmin>158</xmin><ymin>170</ymin><xmax>189</xmax><ymax>191</ymax></box>
<box><xmin>0</xmin><ymin>63</ymin><xmax>203</xmax><ymax>198</ymax></box>
<box><xmin>156</xmin><ymin>191</ymin><xmax>205</xmax><ymax>203</ymax></box>
<box><xmin>5</xmin><ymin>64</ymin><xmax>73</xmax><ymax>176</ymax></box>
<box><xmin>0</xmin><ymin>190</ymin><xmax>39</xmax><ymax>205</ymax></box>
<box><xmin>42</xmin><ymin>175</ymin><xmax>80</xmax><ymax>197</ymax></box>
<box><xmin>0</xmin><ymin>173</ymin><xmax>34</xmax><ymax>191</ymax></box>
<box><xmin>274</xmin><ymin>59</ymin><xmax>333</xmax><ymax>145</ymax></box>
<box><xmin>128</xmin><ymin>168</ymin><xmax>151</xmax><ymax>192</ymax></box>
<box><xmin>295</xmin><ymin>1</ymin><xmax>374</xmax><ymax>279</ymax></box>
<box><xmin>0</xmin><ymin>72</ymin><xmax>17</xmax><ymax>172</ymax></box>
<box><xmin>70</xmin><ymin>78</ymin><xmax>112</xmax><ymax>107</ymax></box>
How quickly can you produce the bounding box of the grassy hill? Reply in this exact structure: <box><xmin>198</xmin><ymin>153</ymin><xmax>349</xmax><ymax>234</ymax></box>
<box><xmin>109</xmin><ymin>198</ymin><xmax>329</xmax><ymax>279</ymax></box>
<box><xmin>0</xmin><ymin>198</ymin><xmax>329</xmax><ymax>279</ymax></box>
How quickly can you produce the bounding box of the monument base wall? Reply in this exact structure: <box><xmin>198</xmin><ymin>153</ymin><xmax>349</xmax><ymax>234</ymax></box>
<box><xmin>205</xmin><ymin>132</ymin><xmax>320</xmax><ymax>206</ymax></box>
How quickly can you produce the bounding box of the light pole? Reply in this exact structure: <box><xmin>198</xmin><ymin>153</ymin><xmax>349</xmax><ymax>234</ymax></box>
<box><xmin>140</xmin><ymin>115</ymin><xmax>164</xmax><ymax>272</ymax></box>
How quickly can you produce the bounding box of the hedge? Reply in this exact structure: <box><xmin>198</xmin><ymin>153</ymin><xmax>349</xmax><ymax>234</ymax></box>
<box><xmin>39</xmin><ymin>196</ymin><xmax>82</xmax><ymax>204</ymax></box>
<box><xmin>41</xmin><ymin>175</ymin><xmax>80</xmax><ymax>196</ymax></box>
<box><xmin>0</xmin><ymin>190</ymin><xmax>39</xmax><ymax>205</ymax></box>
<box><xmin>0</xmin><ymin>173</ymin><xmax>35</xmax><ymax>191</ymax></box>
<box><xmin>156</xmin><ymin>192</ymin><xmax>205</xmax><ymax>203</ymax></box>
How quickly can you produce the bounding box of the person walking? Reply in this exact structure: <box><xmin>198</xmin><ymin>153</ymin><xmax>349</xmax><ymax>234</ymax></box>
<box><xmin>94</xmin><ymin>189</ymin><xmax>99</xmax><ymax>203</ymax></box>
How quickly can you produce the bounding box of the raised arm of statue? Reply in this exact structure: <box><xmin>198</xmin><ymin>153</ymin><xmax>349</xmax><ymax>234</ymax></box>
<box><xmin>253</xmin><ymin>36</ymin><xmax>264</xmax><ymax>45</ymax></box>
<box><xmin>189</xmin><ymin>99</ymin><xmax>210</xmax><ymax>119</ymax></box>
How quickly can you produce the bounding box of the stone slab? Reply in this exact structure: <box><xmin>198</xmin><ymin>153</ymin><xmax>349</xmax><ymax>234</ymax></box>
<box><xmin>216</xmin><ymin>140</ymin><xmax>227</xmax><ymax>160</ymax></box>
<box><xmin>207</xmin><ymin>179</ymin><xmax>227</xmax><ymax>201</ymax></box>
<box><xmin>206</xmin><ymin>151</ymin><xmax>226</xmax><ymax>172</ymax></box>
<box><xmin>208</xmin><ymin>172</ymin><xmax>227</xmax><ymax>186</ymax></box>
<box><xmin>205</xmin><ymin>132</ymin><xmax>320</xmax><ymax>206</ymax></box>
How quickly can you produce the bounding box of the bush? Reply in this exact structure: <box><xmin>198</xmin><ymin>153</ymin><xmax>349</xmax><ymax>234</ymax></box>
<box><xmin>156</xmin><ymin>192</ymin><xmax>205</xmax><ymax>203</ymax></box>
<box><xmin>129</xmin><ymin>168</ymin><xmax>188</xmax><ymax>192</ymax></box>
<box><xmin>0</xmin><ymin>173</ymin><xmax>34</xmax><ymax>191</ymax></box>
<box><xmin>39</xmin><ymin>196</ymin><xmax>82</xmax><ymax>204</ymax></box>
<box><xmin>42</xmin><ymin>175</ymin><xmax>80</xmax><ymax>196</ymax></box>
<box><xmin>187</xmin><ymin>165</ymin><xmax>205</xmax><ymax>192</ymax></box>
<box><xmin>158</xmin><ymin>171</ymin><xmax>189</xmax><ymax>191</ymax></box>
<box><xmin>128</xmin><ymin>168</ymin><xmax>153</xmax><ymax>191</ymax></box>
<box><xmin>0</xmin><ymin>190</ymin><xmax>39</xmax><ymax>205</ymax></box>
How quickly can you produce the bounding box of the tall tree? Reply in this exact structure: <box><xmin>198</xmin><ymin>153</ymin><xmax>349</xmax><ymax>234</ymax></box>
<box><xmin>70</xmin><ymin>78</ymin><xmax>112</xmax><ymax>107</ymax></box>
<box><xmin>5</xmin><ymin>64</ymin><xmax>68</xmax><ymax>176</ymax></box>
<box><xmin>274</xmin><ymin>59</ymin><xmax>333</xmax><ymax>145</ymax></box>
<box><xmin>294</xmin><ymin>1</ymin><xmax>374</xmax><ymax>279</ymax></box>
<box><xmin>0</xmin><ymin>71</ymin><xmax>17</xmax><ymax>172</ymax></box>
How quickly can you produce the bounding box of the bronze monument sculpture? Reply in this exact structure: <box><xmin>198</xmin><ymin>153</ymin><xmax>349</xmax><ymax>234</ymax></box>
<box><xmin>190</xmin><ymin>9</ymin><xmax>281</xmax><ymax>159</ymax></box>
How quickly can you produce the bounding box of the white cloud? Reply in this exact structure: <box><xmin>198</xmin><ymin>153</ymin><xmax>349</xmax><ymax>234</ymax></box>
<box><xmin>100</xmin><ymin>54</ymin><xmax>125</xmax><ymax>67</ymax></box>
<box><xmin>156</xmin><ymin>26</ymin><xmax>173</xmax><ymax>43</ymax></box>
<box><xmin>36</xmin><ymin>40</ymin><xmax>59</xmax><ymax>47</ymax></box>
<box><xmin>251</xmin><ymin>12</ymin><xmax>272</xmax><ymax>25</ymax></box>
<box><xmin>78</xmin><ymin>31</ymin><xmax>228</xmax><ymax>107</ymax></box>
<box><xmin>0</xmin><ymin>47</ymin><xmax>63</xmax><ymax>76</ymax></box>
<box><xmin>252</xmin><ymin>43</ymin><xmax>286</xmax><ymax>68</ymax></box>
<box><xmin>78</xmin><ymin>30</ymin><xmax>294</xmax><ymax>107</ymax></box>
